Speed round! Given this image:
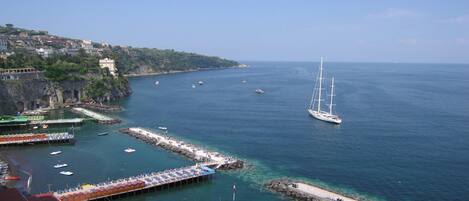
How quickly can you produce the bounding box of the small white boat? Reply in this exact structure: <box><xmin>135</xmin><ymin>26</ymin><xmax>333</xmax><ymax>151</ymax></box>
<box><xmin>124</xmin><ymin>148</ymin><xmax>136</xmax><ymax>153</ymax></box>
<box><xmin>155</xmin><ymin>81</ymin><xmax>159</xmax><ymax>85</ymax></box>
<box><xmin>242</xmin><ymin>80</ymin><xmax>247</xmax><ymax>83</ymax></box>
<box><xmin>59</xmin><ymin>171</ymin><xmax>74</xmax><ymax>176</ymax></box>
<box><xmin>54</xmin><ymin>164</ymin><xmax>68</xmax><ymax>169</ymax></box>
<box><xmin>158</xmin><ymin>126</ymin><xmax>168</xmax><ymax>130</ymax></box>
<box><xmin>255</xmin><ymin>88</ymin><xmax>265</xmax><ymax>94</ymax></box>
<box><xmin>33</xmin><ymin>126</ymin><xmax>38</xmax><ymax>129</ymax></box>
<box><xmin>192</xmin><ymin>84</ymin><xmax>196</xmax><ymax>88</ymax></box>
<box><xmin>50</xmin><ymin>151</ymin><xmax>62</xmax><ymax>155</ymax></box>
<box><xmin>97</xmin><ymin>132</ymin><xmax>109</xmax><ymax>136</ymax></box>
<box><xmin>197</xmin><ymin>81</ymin><xmax>204</xmax><ymax>85</ymax></box>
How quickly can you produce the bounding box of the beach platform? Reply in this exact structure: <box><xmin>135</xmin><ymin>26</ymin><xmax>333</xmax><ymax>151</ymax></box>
<box><xmin>120</xmin><ymin>127</ymin><xmax>243</xmax><ymax>170</ymax></box>
<box><xmin>28</xmin><ymin>118</ymin><xmax>85</xmax><ymax>126</ymax></box>
<box><xmin>71</xmin><ymin>107</ymin><xmax>120</xmax><ymax>124</ymax></box>
<box><xmin>52</xmin><ymin>165</ymin><xmax>214</xmax><ymax>201</ymax></box>
<box><xmin>0</xmin><ymin>132</ymin><xmax>74</xmax><ymax>146</ymax></box>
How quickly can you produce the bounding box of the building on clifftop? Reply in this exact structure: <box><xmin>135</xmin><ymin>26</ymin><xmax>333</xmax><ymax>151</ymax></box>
<box><xmin>99</xmin><ymin>58</ymin><xmax>117</xmax><ymax>77</ymax></box>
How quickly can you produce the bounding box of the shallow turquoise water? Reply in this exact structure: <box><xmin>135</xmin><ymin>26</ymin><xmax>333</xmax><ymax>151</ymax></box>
<box><xmin>3</xmin><ymin>62</ymin><xmax>469</xmax><ymax>201</ymax></box>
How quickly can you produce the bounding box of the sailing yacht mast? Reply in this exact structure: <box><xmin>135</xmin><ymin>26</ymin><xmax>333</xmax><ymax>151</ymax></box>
<box><xmin>317</xmin><ymin>57</ymin><xmax>323</xmax><ymax>112</ymax></box>
<box><xmin>329</xmin><ymin>77</ymin><xmax>334</xmax><ymax>114</ymax></box>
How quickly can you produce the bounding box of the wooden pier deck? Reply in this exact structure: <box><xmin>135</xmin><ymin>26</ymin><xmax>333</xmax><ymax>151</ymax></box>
<box><xmin>0</xmin><ymin>132</ymin><xmax>74</xmax><ymax>146</ymax></box>
<box><xmin>52</xmin><ymin>165</ymin><xmax>214</xmax><ymax>201</ymax></box>
<box><xmin>120</xmin><ymin>127</ymin><xmax>243</xmax><ymax>170</ymax></box>
<box><xmin>71</xmin><ymin>108</ymin><xmax>120</xmax><ymax>124</ymax></box>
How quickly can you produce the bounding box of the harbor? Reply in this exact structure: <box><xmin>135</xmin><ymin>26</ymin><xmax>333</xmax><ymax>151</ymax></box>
<box><xmin>120</xmin><ymin>127</ymin><xmax>244</xmax><ymax>170</ymax></box>
<box><xmin>71</xmin><ymin>107</ymin><xmax>120</xmax><ymax>124</ymax></box>
<box><xmin>0</xmin><ymin>132</ymin><xmax>74</xmax><ymax>146</ymax></box>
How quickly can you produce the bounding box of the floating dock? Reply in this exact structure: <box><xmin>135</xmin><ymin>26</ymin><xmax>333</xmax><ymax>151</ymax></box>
<box><xmin>71</xmin><ymin>107</ymin><xmax>120</xmax><ymax>124</ymax></box>
<box><xmin>52</xmin><ymin>165</ymin><xmax>214</xmax><ymax>201</ymax></box>
<box><xmin>120</xmin><ymin>127</ymin><xmax>243</xmax><ymax>170</ymax></box>
<box><xmin>0</xmin><ymin>132</ymin><xmax>74</xmax><ymax>146</ymax></box>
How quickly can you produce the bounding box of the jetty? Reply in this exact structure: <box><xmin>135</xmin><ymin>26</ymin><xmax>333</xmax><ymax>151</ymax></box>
<box><xmin>71</xmin><ymin>107</ymin><xmax>120</xmax><ymax>124</ymax></box>
<box><xmin>120</xmin><ymin>127</ymin><xmax>243</xmax><ymax>170</ymax></box>
<box><xmin>0</xmin><ymin>132</ymin><xmax>74</xmax><ymax>146</ymax></box>
<box><xmin>51</xmin><ymin>165</ymin><xmax>214</xmax><ymax>201</ymax></box>
<box><xmin>266</xmin><ymin>179</ymin><xmax>359</xmax><ymax>201</ymax></box>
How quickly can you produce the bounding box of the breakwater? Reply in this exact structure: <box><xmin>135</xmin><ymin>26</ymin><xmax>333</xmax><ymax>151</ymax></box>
<box><xmin>266</xmin><ymin>179</ymin><xmax>360</xmax><ymax>201</ymax></box>
<box><xmin>120</xmin><ymin>127</ymin><xmax>244</xmax><ymax>170</ymax></box>
<box><xmin>71</xmin><ymin>107</ymin><xmax>120</xmax><ymax>124</ymax></box>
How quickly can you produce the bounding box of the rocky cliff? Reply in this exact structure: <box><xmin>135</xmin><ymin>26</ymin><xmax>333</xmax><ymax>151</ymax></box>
<box><xmin>0</xmin><ymin>72</ymin><xmax>130</xmax><ymax>114</ymax></box>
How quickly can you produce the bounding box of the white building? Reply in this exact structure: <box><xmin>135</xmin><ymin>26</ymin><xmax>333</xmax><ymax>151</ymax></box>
<box><xmin>35</xmin><ymin>48</ymin><xmax>54</xmax><ymax>58</ymax></box>
<box><xmin>99</xmin><ymin>58</ymin><xmax>118</xmax><ymax>77</ymax></box>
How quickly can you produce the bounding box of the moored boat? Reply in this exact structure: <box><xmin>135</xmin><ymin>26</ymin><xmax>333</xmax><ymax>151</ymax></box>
<box><xmin>59</xmin><ymin>171</ymin><xmax>74</xmax><ymax>176</ymax></box>
<box><xmin>54</xmin><ymin>163</ymin><xmax>68</xmax><ymax>169</ymax></box>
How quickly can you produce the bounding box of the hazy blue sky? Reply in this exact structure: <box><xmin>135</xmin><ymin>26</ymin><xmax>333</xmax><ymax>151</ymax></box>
<box><xmin>1</xmin><ymin>0</ymin><xmax>469</xmax><ymax>63</ymax></box>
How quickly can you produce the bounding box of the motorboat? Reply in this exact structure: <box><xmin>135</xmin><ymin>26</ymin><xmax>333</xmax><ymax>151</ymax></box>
<box><xmin>158</xmin><ymin>126</ymin><xmax>168</xmax><ymax>131</ymax></box>
<box><xmin>255</xmin><ymin>88</ymin><xmax>265</xmax><ymax>94</ymax></box>
<box><xmin>124</xmin><ymin>148</ymin><xmax>136</xmax><ymax>153</ymax></box>
<box><xmin>54</xmin><ymin>164</ymin><xmax>68</xmax><ymax>169</ymax></box>
<box><xmin>59</xmin><ymin>171</ymin><xmax>74</xmax><ymax>176</ymax></box>
<box><xmin>97</xmin><ymin>132</ymin><xmax>109</xmax><ymax>136</ymax></box>
<box><xmin>50</xmin><ymin>151</ymin><xmax>62</xmax><ymax>155</ymax></box>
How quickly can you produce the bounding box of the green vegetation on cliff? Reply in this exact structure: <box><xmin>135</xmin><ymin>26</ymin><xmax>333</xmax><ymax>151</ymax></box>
<box><xmin>1</xmin><ymin>24</ymin><xmax>240</xmax><ymax>75</ymax></box>
<box><xmin>104</xmin><ymin>47</ymin><xmax>239</xmax><ymax>74</ymax></box>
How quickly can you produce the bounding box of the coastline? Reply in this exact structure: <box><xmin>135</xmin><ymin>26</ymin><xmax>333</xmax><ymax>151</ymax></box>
<box><xmin>123</xmin><ymin>66</ymin><xmax>245</xmax><ymax>77</ymax></box>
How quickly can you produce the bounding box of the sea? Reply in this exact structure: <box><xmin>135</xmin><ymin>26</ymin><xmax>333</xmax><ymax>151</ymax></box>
<box><xmin>2</xmin><ymin>61</ymin><xmax>469</xmax><ymax>201</ymax></box>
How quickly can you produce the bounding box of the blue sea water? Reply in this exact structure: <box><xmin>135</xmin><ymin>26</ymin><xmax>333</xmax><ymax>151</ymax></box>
<box><xmin>3</xmin><ymin>61</ymin><xmax>469</xmax><ymax>201</ymax></box>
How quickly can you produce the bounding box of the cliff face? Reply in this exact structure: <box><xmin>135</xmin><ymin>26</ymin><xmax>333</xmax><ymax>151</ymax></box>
<box><xmin>0</xmin><ymin>72</ymin><xmax>131</xmax><ymax>114</ymax></box>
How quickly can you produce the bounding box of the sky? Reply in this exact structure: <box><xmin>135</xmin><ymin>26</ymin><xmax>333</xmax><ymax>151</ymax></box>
<box><xmin>1</xmin><ymin>0</ymin><xmax>469</xmax><ymax>63</ymax></box>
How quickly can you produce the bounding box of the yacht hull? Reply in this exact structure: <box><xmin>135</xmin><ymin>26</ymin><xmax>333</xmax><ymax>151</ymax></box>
<box><xmin>308</xmin><ymin>109</ymin><xmax>342</xmax><ymax>124</ymax></box>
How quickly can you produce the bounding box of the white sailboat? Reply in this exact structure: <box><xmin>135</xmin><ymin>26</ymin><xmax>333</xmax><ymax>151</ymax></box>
<box><xmin>307</xmin><ymin>58</ymin><xmax>342</xmax><ymax>124</ymax></box>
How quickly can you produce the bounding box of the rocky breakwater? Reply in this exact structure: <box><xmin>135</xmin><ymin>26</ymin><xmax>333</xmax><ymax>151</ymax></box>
<box><xmin>266</xmin><ymin>179</ymin><xmax>361</xmax><ymax>201</ymax></box>
<box><xmin>119</xmin><ymin>127</ymin><xmax>244</xmax><ymax>170</ymax></box>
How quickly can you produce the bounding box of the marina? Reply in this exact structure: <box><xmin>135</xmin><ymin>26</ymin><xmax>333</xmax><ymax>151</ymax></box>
<box><xmin>71</xmin><ymin>107</ymin><xmax>120</xmax><ymax>124</ymax></box>
<box><xmin>0</xmin><ymin>132</ymin><xmax>74</xmax><ymax>146</ymax></box>
<box><xmin>120</xmin><ymin>127</ymin><xmax>244</xmax><ymax>170</ymax></box>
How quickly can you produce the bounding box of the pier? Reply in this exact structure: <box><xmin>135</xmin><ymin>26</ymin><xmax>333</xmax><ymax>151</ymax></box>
<box><xmin>0</xmin><ymin>132</ymin><xmax>74</xmax><ymax>146</ymax></box>
<box><xmin>120</xmin><ymin>127</ymin><xmax>243</xmax><ymax>170</ymax></box>
<box><xmin>52</xmin><ymin>165</ymin><xmax>214</xmax><ymax>201</ymax></box>
<box><xmin>71</xmin><ymin>107</ymin><xmax>120</xmax><ymax>124</ymax></box>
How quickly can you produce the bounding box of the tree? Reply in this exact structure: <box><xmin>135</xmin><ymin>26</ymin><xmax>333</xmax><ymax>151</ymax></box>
<box><xmin>5</xmin><ymin>24</ymin><xmax>13</xmax><ymax>28</ymax></box>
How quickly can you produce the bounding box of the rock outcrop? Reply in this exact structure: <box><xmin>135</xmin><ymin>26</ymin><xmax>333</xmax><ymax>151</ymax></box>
<box><xmin>0</xmin><ymin>72</ymin><xmax>130</xmax><ymax>114</ymax></box>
